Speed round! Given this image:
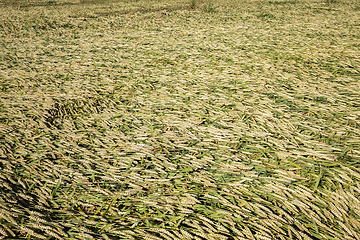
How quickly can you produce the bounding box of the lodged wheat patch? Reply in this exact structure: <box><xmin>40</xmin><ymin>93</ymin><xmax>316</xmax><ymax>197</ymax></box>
<box><xmin>0</xmin><ymin>0</ymin><xmax>360</xmax><ymax>239</ymax></box>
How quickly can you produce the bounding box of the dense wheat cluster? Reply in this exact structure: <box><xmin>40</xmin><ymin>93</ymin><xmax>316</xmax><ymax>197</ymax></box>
<box><xmin>0</xmin><ymin>0</ymin><xmax>360</xmax><ymax>239</ymax></box>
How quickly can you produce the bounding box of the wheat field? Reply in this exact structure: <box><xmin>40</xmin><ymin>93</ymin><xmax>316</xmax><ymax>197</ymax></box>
<box><xmin>0</xmin><ymin>0</ymin><xmax>360</xmax><ymax>239</ymax></box>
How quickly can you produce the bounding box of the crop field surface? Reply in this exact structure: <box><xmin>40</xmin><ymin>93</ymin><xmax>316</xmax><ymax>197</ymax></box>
<box><xmin>0</xmin><ymin>0</ymin><xmax>360</xmax><ymax>239</ymax></box>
